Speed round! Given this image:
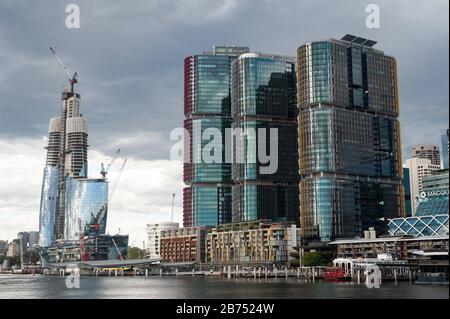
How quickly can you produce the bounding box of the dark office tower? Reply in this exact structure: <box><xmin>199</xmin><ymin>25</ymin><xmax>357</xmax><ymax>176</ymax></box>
<box><xmin>231</xmin><ymin>53</ymin><xmax>299</xmax><ymax>225</ymax></box>
<box><xmin>297</xmin><ymin>35</ymin><xmax>404</xmax><ymax>243</ymax></box>
<box><xmin>403</xmin><ymin>167</ymin><xmax>412</xmax><ymax>217</ymax></box>
<box><xmin>183</xmin><ymin>46</ymin><xmax>249</xmax><ymax>228</ymax></box>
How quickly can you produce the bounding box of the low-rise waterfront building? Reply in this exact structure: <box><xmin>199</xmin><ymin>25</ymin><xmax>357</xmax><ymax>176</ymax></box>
<box><xmin>329</xmin><ymin>235</ymin><xmax>449</xmax><ymax>260</ymax></box>
<box><xmin>45</xmin><ymin>234</ymin><xmax>128</xmax><ymax>263</ymax></box>
<box><xmin>146</xmin><ymin>222</ymin><xmax>179</xmax><ymax>259</ymax></box>
<box><xmin>160</xmin><ymin>226</ymin><xmax>211</xmax><ymax>263</ymax></box>
<box><xmin>206</xmin><ymin>220</ymin><xmax>300</xmax><ymax>265</ymax></box>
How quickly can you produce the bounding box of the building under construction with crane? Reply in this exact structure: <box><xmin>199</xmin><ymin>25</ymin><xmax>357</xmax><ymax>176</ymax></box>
<box><xmin>38</xmin><ymin>47</ymin><xmax>128</xmax><ymax>263</ymax></box>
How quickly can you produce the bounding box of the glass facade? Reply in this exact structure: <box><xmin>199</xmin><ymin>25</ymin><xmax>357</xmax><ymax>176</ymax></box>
<box><xmin>415</xmin><ymin>169</ymin><xmax>449</xmax><ymax>216</ymax></box>
<box><xmin>231</xmin><ymin>54</ymin><xmax>299</xmax><ymax>225</ymax></box>
<box><xmin>388</xmin><ymin>215</ymin><xmax>449</xmax><ymax>237</ymax></box>
<box><xmin>38</xmin><ymin>166</ymin><xmax>59</xmax><ymax>248</ymax></box>
<box><xmin>183</xmin><ymin>46</ymin><xmax>249</xmax><ymax>227</ymax></box>
<box><xmin>403</xmin><ymin>168</ymin><xmax>412</xmax><ymax>217</ymax></box>
<box><xmin>297</xmin><ymin>37</ymin><xmax>404</xmax><ymax>242</ymax></box>
<box><xmin>64</xmin><ymin>178</ymin><xmax>108</xmax><ymax>241</ymax></box>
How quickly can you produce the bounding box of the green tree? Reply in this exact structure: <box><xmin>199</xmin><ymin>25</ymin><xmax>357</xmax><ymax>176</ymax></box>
<box><xmin>302</xmin><ymin>251</ymin><xmax>334</xmax><ymax>267</ymax></box>
<box><xmin>127</xmin><ymin>246</ymin><xmax>145</xmax><ymax>259</ymax></box>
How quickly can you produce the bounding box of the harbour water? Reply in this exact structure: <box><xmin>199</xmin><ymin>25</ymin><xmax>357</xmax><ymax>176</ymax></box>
<box><xmin>0</xmin><ymin>274</ymin><xmax>448</xmax><ymax>299</ymax></box>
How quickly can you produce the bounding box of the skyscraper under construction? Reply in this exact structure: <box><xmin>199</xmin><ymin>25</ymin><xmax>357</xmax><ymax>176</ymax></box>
<box><xmin>39</xmin><ymin>77</ymin><xmax>108</xmax><ymax>248</ymax></box>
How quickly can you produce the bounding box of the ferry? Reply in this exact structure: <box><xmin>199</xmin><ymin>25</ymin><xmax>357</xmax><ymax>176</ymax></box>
<box><xmin>322</xmin><ymin>267</ymin><xmax>350</xmax><ymax>281</ymax></box>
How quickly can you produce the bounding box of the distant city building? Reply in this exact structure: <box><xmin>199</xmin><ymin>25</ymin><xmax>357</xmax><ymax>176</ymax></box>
<box><xmin>7</xmin><ymin>240</ymin><xmax>20</xmax><ymax>257</ymax></box>
<box><xmin>146</xmin><ymin>222</ymin><xmax>179</xmax><ymax>259</ymax></box>
<box><xmin>406</xmin><ymin>158</ymin><xmax>441</xmax><ymax>215</ymax></box>
<box><xmin>17</xmin><ymin>232</ymin><xmax>29</xmax><ymax>251</ymax></box>
<box><xmin>160</xmin><ymin>226</ymin><xmax>211</xmax><ymax>263</ymax></box>
<box><xmin>388</xmin><ymin>214</ymin><xmax>449</xmax><ymax>237</ymax></box>
<box><xmin>411</xmin><ymin>145</ymin><xmax>441</xmax><ymax>167</ymax></box>
<box><xmin>297</xmin><ymin>35</ymin><xmax>404</xmax><ymax>242</ymax></box>
<box><xmin>329</xmin><ymin>235</ymin><xmax>449</xmax><ymax>260</ymax></box>
<box><xmin>28</xmin><ymin>231</ymin><xmax>39</xmax><ymax>249</ymax></box>
<box><xmin>0</xmin><ymin>240</ymin><xmax>8</xmax><ymax>256</ymax></box>
<box><xmin>442</xmin><ymin>129</ymin><xmax>449</xmax><ymax>169</ymax></box>
<box><xmin>403</xmin><ymin>167</ymin><xmax>412</xmax><ymax>217</ymax></box>
<box><xmin>231</xmin><ymin>53</ymin><xmax>299</xmax><ymax>225</ymax></box>
<box><xmin>415</xmin><ymin>169</ymin><xmax>449</xmax><ymax>216</ymax></box>
<box><xmin>183</xmin><ymin>46</ymin><xmax>249</xmax><ymax>228</ymax></box>
<box><xmin>206</xmin><ymin>220</ymin><xmax>300</xmax><ymax>265</ymax></box>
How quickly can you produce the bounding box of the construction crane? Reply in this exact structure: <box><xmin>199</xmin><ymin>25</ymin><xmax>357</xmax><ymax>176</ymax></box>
<box><xmin>100</xmin><ymin>149</ymin><xmax>121</xmax><ymax>179</ymax></box>
<box><xmin>110</xmin><ymin>158</ymin><xmax>127</xmax><ymax>199</ymax></box>
<box><xmin>49</xmin><ymin>47</ymin><xmax>78</xmax><ymax>94</ymax></box>
<box><xmin>171</xmin><ymin>193</ymin><xmax>176</xmax><ymax>223</ymax></box>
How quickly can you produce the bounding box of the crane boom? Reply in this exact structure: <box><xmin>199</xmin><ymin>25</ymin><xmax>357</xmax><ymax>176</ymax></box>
<box><xmin>49</xmin><ymin>47</ymin><xmax>78</xmax><ymax>93</ymax></box>
<box><xmin>110</xmin><ymin>158</ymin><xmax>127</xmax><ymax>199</ymax></box>
<box><xmin>100</xmin><ymin>149</ymin><xmax>121</xmax><ymax>179</ymax></box>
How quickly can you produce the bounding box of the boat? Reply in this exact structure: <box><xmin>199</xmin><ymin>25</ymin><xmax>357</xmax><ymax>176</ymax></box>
<box><xmin>323</xmin><ymin>267</ymin><xmax>350</xmax><ymax>281</ymax></box>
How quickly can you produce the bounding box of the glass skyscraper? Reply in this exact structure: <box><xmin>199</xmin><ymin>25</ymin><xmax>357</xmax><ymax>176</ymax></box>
<box><xmin>64</xmin><ymin>177</ymin><xmax>108</xmax><ymax>240</ymax></box>
<box><xmin>183</xmin><ymin>46</ymin><xmax>249</xmax><ymax>227</ymax></box>
<box><xmin>297</xmin><ymin>35</ymin><xmax>404</xmax><ymax>242</ymax></box>
<box><xmin>231</xmin><ymin>53</ymin><xmax>299</xmax><ymax>224</ymax></box>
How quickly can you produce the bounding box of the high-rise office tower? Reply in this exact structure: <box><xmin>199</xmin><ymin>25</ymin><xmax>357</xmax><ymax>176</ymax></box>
<box><xmin>231</xmin><ymin>53</ymin><xmax>299</xmax><ymax>224</ymax></box>
<box><xmin>297</xmin><ymin>35</ymin><xmax>404</xmax><ymax>242</ymax></box>
<box><xmin>406</xmin><ymin>157</ymin><xmax>441</xmax><ymax>216</ymax></box>
<box><xmin>183</xmin><ymin>46</ymin><xmax>249</xmax><ymax>228</ymax></box>
<box><xmin>442</xmin><ymin>129</ymin><xmax>449</xmax><ymax>169</ymax></box>
<box><xmin>411</xmin><ymin>145</ymin><xmax>441</xmax><ymax>167</ymax></box>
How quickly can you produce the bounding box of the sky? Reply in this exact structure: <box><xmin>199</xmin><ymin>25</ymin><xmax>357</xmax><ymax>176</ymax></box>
<box><xmin>0</xmin><ymin>0</ymin><xmax>448</xmax><ymax>246</ymax></box>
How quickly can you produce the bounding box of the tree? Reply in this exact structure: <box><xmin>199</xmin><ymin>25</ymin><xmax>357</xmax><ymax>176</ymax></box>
<box><xmin>302</xmin><ymin>251</ymin><xmax>334</xmax><ymax>267</ymax></box>
<box><xmin>127</xmin><ymin>246</ymin><xmax>145</xmax><ymax>259</ymax></box>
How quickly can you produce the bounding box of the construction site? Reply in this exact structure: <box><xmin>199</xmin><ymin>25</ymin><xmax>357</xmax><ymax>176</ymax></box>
<box><xmin>38</xmin><ymin>47</ymin><xmax>129</xmax><ymax>265</ymax></box>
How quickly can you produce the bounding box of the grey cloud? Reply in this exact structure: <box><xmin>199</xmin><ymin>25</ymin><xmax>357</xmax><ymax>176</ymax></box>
<box><xmin>0</xmin><ymin>0</ymin><xmax>448</xmax><ymax>163</ymax></box>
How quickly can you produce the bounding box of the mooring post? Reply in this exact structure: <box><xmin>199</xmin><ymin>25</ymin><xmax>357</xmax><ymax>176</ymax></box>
<box><xmin>145</xmin><ymin>269</ymin><xmax>148</xmax><ymax>277</ymax></box>
<box><xmin>357</xmin><ymin>270</ymin><xmax>361</xmax><ymax>284</ymax></box>
<box><xmin>175</xmin><ymin>268</ymin><xmax>178</xmax><ymax>277</ymax></box>
<box><xmin>159</xmin><ymin>268</ymin><xmax>162</xmax><ymax>277</ymax></box>
<box><xmin>394</xmin><ymin>269</ymin><xmax>397</xmax><ymax>284</ymax></box>
<box><xmin>312</xmin><ymin>267</ymin><xmax>315</xmax><ymax>283</ymax></box>
<box><xmin>227</xmin><ymin>265</ymin><xmax>231</xmax><ymax>279</ymax></box>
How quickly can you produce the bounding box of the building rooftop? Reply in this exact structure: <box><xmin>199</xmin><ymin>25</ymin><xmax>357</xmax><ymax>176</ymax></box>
<box><xmin>329</xmin><ymin>235</ymin><xmax>449</xmax><ymax>245</ymax></box>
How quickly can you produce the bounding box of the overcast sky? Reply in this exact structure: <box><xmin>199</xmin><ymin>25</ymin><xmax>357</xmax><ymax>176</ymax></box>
<box><xmin>0</xmin><ymin>0</ymin><xmax>448</xmax><ymax>246</ymax></box>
